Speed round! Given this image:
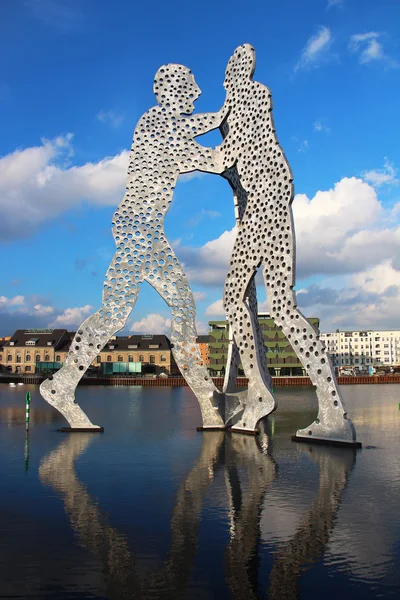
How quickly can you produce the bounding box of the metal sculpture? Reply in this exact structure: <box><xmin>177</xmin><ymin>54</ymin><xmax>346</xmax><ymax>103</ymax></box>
<box><xmin>218</xmin><ymin>44</ymin><xmax>358</xmax><ymax>445</ymax></box>
<box><xmin>40</xmin><ymin>43</ymin><xmax>359</xmax><ymax>447</ymax></box>
<box><xmin>40</xmin><ymin>65</ymin><xmax>228</xmax><ymax>430</ymax></box>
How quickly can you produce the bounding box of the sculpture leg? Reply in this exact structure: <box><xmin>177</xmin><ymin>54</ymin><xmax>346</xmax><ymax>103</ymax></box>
<box><xmin>223</xmin><ymin>249</ymin><xmax>276</xmax><ymax>433</ymax></box>
<box><xmin>40</xmin><ymin>258</ymin><xmax>138</xmax><ymax>429</ymax></box>
<box><xmin>264</xmin><ymin>266</ymin><xmax>357</xmax><ymax>445</ymax></box>
<box><xmin>147</xmin><ymin>251</ymin><xmax>225</xmax><ymax>429</ymax></box>
<box><xmin>223</xmin><ymin>330</ymin><xmax>240</xmax><ymax>394</ymax></box>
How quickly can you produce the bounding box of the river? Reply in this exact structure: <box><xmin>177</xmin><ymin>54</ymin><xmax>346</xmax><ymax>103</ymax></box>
<box><xmin>0</xmin><ymin>384</ymin><xmax>399</xmax><ymax>599</ymax></box>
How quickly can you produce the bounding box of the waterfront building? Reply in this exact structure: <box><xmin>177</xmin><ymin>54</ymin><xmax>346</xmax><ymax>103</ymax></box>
<box><xmin>208</xmin><ymin>313</ymin><xmax>320</xmax><ymax>376</ymax></box>
<box><xmin>196</xmin><ymin>335</ymin><xmax>210</xmax><ymax>366</ymax></box>
<box><xmin>320</xmin><ymin>330</ymin><xmax>400</xmax><ymax>370</ymax></box>
<box><xmin>1</xmin><ymin>329</ymin><xmax>179</xmax><ymax>376</ymax></box>
<box><xmin>97</xmin><ymin>334</ymin><xmax>179</xmax><ymax>376</ymax></box>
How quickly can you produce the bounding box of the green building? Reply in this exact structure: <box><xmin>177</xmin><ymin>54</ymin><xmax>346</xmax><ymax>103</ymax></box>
<box><xmin>208</xmin><ymin>313</ymin><xmax>320</xmax><ymax>377</ymax></box>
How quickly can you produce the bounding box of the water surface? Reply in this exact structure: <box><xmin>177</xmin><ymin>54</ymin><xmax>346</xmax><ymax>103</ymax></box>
<box><xmin>0</xmin><ymin>384</ymin><xmax>399</xmax><ymax>599</ymax></box>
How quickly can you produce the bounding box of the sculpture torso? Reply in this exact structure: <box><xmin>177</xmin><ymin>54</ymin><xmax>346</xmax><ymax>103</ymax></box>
<box><xmin>112</xmin><ymin>106</ymin><xmax>221</xmax><ymax>243</ymax></box>
<box><xmin>222</xmin><ymin>81</ymin><xmax>294</xmax><ymax>232</ymax></box>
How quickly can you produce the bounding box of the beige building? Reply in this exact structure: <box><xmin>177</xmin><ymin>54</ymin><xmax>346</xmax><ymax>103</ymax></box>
<box><xmin>320</xmin><ymin>329</ymin><xmax>400</xmax><ymax>371</ymax></box>
<box><xmin>1</xmin><ymin>329</ymin><xmax>179</xmax><ymax>376</ymax></box>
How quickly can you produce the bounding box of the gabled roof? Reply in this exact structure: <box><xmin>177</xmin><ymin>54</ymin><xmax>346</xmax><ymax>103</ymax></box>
<box><xmin>103</xmin><ymin>334</ymin><xmax>172</xmax><ymax>351</ymax></box>
<box><xmin>5</xmin><ymin>329</ymin><xmax>69</xmax><ymax>350</ymax></box>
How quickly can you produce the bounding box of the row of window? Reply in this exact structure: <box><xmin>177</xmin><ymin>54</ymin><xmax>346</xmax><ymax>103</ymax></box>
<box><xmin>1</xmin><ymin>354</ymin><xmax>167</xmax><ymax>364</ymax></box>
<box><xmin>2</xmin><ymin>354</ymin><xmax>61</xmax><ymax>362</ymax></box>
<box><xmin>102</xmin><ymin>355</ymin><xmax>166</xmax><ymax>363</ymax></box>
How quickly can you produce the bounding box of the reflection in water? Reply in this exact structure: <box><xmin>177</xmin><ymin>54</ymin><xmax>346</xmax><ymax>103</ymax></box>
<box><xmin>268</xmin><ymin>445</ymin><xmax>356</xmax><ymax>600</ymax></box>
<box><xmin>0</xmin><ymin>406</ymin><xmax>58</xmax><ymax>426</ymax></box>
<box><xmin>24</xmin><ymin>433</ymin><xmax>29</xmax><ymax>472</ymax></box>
<box><xmin>39</xmin><ymin>431</ymin><xmax>227</xmax><ymax>598</ymax></box>
<box><xmin>39</xmin><ymin>431</ymin><xmax>355</xmax><ymax>599</ymax></box>
<box><xmin>224</xmin><ymin>431</ymin><xmax>276</xmax><ymax>599</ymax></box>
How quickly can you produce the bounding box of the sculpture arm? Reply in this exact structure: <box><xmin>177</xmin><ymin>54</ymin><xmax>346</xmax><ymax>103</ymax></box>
<box><xmin>190</xmin><ymin>105</ymin><xmax>228</xmax><ymax>137</ymax></box>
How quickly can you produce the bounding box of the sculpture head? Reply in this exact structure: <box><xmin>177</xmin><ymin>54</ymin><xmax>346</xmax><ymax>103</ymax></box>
<box><xmin>224</xmin><ymin>44</ymin><xmax>255</xmax><ymax>91</ymax></box>
<box><xmin>154</xmin><ymin>64</ymin><xmax>201</xmax><ymax>114</ymax></box>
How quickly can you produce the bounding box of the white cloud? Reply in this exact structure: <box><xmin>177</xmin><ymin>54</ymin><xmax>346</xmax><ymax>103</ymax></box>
<box><xmin>196</xmin><ymin>320</ymin><xmax>208</xmax><ymax>335</ymax></box>
<box><xmin>97</xmin><ymin>110</ymin><xmax>124</xmax><ymax>128</ymax></box>
<box><xmin>0</xmin><ymin>297</ymin><xmax>95</xmax><ymax>335</ymax></box>
<box><xmin>193</xmin><ymin>291</ymin><xmax>207</xmax><ymax>301</ymax></box>
<box><xmin>130</xmin><ymin>313</ymin><xmax>171</xmax><ymax>334</ymax></box>
<box><xmin>0</xmin><ymin>295</ymin><xmax>25</xmax><ymax>307</ymax></box>
<box><xmin>176</xmin><ymin>227</ymin><xmax>236</xmax><ymax>287</ymax></box>
<box><xmin>179</xmin><ymin>171</ymin><xmax>205</xmax><ymax>183</ymax></box>
<box><xmin>349</xmin><ymin>32</ymin><xmax>399</xmax><ymax>68</ymax></box>
<box><xmin>50</xmin><ymin>305</ymin><xmax>93</xmax><ymax>327</ymax></box>
<box><xmin>362</xmin><ymin>158</ymin><xmax>398</xmax><ymax>187</ymax></box>
<box><xmin>8</xmin><ymin>295</ymin><xmax>25</xmax><ymax>306</ymax></box>
<box><xmin>0</xmin><ymin>134</ymin><xmax>216</xmax><ymax>241</ymax></box>
<box><xmin>297</xmin><ymin>262</ymin><xmax>400</xmax><ymax>330</ymax></box>
<box><xmin>314</xmin><ymin>120</ymin><xmax>330</xmax><ymax>133</ymax></box>
<box><xmin>33</xmin><ymin>304</ymin><xmax>55</xmax><ymax>315</ymax></box>
<box><xmin>176</xmin><ymin>174</ymin><xmax>400</xmax><ymax>294</ymax></box>
<box><xmin>295</xmin><ymin>26</ymin><xmax>333</xmax><ymax>71</ymax></box>
<box><xmin>0</xmin><ymin>134</ymin><xmax>129</xmax><ymax>240</ymax></box>
<box><xmin>205</xmin><ymin>299</ymin><xmax>225</xmax><ymax>316</ymax></box>
<box><xmin>297</xmin><ymin>140</ymin><xmax>309</xmax><ymax>153</ymax></box>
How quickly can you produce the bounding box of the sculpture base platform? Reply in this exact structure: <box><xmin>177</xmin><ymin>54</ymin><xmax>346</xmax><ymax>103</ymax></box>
<box><xmin>292</xmin><ymin>435</ymin><xmax>361</xmax><ymax>449</ymax></box>
<box><xmin>59</xmin><ymin>427</ymin><xmax>104</xmax><ymax>433</ymax></box>
<box><xmin>229</xmin><ymin>427</ymin><xmax>258</xmax><ymax>436</ymax></box>
<box><xmin>196</xmin><ymin>426</ymin><xmax>226</xmax><ymax>432</ymax></box>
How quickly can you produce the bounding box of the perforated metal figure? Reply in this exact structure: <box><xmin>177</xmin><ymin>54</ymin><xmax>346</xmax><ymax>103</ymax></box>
<box><xmin>40</xmin><ymin>64</ymin><xmax>227</xmax><ymax>429</ymax></box>
<box><xmin>219</xmin><ymin>44</ymin><xmax>357</xmax><ymax>443</ymax></box>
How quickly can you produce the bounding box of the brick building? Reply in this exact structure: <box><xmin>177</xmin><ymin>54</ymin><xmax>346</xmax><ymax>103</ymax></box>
<box><xmin>196</xmin><ymin>335</ymin><xmax>210</xmax><ymax>366</ymax></box>
<box><xmin>0</xmin><ymin>329</ymin><xmax>179</xmax><ymax>376</ymax></box>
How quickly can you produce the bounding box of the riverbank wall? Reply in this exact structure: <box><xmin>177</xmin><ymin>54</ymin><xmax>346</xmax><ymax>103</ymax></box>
<box><xmin>2</xmin><ymin>375</ymin><xmax>400</xmax><ymax>387</ymax></box>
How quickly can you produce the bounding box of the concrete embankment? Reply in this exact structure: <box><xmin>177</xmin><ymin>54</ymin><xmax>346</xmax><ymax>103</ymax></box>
<box><xmin>1</xmin><ymin>375</ymin><xmax>400</xmax><ymax>387</ymax></box>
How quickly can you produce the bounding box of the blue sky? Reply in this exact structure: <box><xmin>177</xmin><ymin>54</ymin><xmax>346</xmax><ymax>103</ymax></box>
<box><xmin>0</xmin><ymin>0</ymin><xmax>400</xmax><ymax>336</ymax></box>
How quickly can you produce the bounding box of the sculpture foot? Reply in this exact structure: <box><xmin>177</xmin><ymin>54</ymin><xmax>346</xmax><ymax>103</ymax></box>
<box><xmin>197</xmin><ymin>391</ymin><xmax>226</xmax><ymax>430</ymax></box>
<box><xmin>226</xmin><ymin>383</ymin><xmax>277</xmax><ymax>431</ymax></box>
<box><xmin>294</xmin><ymin>416</ymin><xmax>360</xmax><ymax>447</ymax></box>
<box><xmin>40</xmin><ymin>376</ymin><xmax>100</xmax><ymax>430</ymax></box>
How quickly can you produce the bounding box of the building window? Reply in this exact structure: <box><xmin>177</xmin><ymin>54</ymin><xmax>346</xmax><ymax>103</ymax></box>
<box><xmin>16</xmin><ymin>366</ymin><xmax>21</xmax><ymax>373</ymax></box>
<box><xmin>7</xmin><ymin>354</ymin><xmax>12</xmax><ymax>362</ymax></box>
<box><xmin>150</xmin><ymin>355</ymin><xmax>155</xmax><ymax>364</ymax></box>
<box><xmin>96</xmin><ymin>356</ymin><xmax>101</xmax><ymax>363</ymax></box>
<box><xmin>160</xmin><ymin>354</ymin><xmax>166</xmax><ymax>362</ymax></box>
<box><xmin>128</xmin><ymin>355</ymin><xmax>133</xmax><ymax>362</ymax></box>
<box><xmin>26</xmin><ymin>354</ymin><xmax>31</xmax><ymax>362</ymax></box>
<box><xmin>16</xmin><ymin>355</ymin><xmax>21</xmax><ymax>363</ymax></box>
<box><xmin>45</xmin><ymin>354</ymin><xmax>50</xmax><ymax>361</ymax></box>
<box><xmin>36</xmin><ymin>355</ymin><xmax>40</xmax><ymax>362</ymax></box>
<box><xmin>55</xmin><ymin>355</ymin><xmax>61</xmax><ymax>362</ymax></box>
<box><xmin>139</xmin><ymin>355</ymin><xmax>144</xmax><ymax>362</ymax></box>
<box><xmin>107</xmin><ymin>355</ymin><xmax>112</xmax><ymax>362</ymax></box>
<box><xmin>25</xmin><ymin>366</ymin><xmax>31</xmax><ymax>372</ymax></box>
<box><xmin>118</xmin><ymin>355</ymin><xmax>123</xmax><ymax>362</ymax></box>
